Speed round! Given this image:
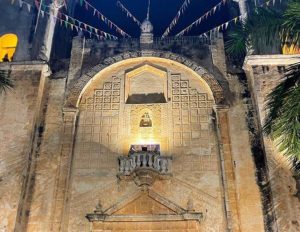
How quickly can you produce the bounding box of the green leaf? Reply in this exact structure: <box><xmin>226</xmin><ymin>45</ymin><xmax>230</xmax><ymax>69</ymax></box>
<box><xmin>0</xmin><ymin>70</ymin><xmax>14</xmax><ymax>94</ymax></box>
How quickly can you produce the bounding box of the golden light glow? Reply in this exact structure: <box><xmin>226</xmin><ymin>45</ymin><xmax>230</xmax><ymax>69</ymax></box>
<box><xmin>282</xmin><ymin>43</ymin><xmax>300</xmax><ymax>55</ymax></box>
<box><xmin>0</xmin><ymin>34</ymin><xmax>18</xmax><ymax>62</ymax></box>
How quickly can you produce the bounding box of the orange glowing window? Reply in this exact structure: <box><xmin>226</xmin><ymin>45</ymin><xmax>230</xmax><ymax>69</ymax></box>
<box><xmin>0</xmin><ymin>34</ymin><xmax>18</xmax><ymax>62</ymax></box>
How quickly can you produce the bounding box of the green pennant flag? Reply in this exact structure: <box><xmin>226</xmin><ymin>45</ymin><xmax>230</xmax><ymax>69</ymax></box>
<box><xmin>64</xmin><ymin>21</ymin><xmax>68</xmax><ymax>29</ymax></box>
<box><xmin>80</xmin><ymin>0</ymin><xmax>84</xmax><ymax>6</ymax></box>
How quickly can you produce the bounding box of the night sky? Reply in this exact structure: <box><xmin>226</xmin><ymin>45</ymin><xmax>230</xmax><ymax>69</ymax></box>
<box><xmin>74</xmin><ymin>0</ymin><xmax>236</xmax><ymax>38</ymax></box>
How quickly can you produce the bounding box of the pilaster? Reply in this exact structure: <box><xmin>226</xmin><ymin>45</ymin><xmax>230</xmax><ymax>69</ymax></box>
<box><xmin>214</xmin><ymin>105</ymin><xmax>241</xmax><ymax>232</ymax></box>
<box><xmin>50</xmin><ymin>107</ymin><xmax>78</xmax><ymax>232</ymax></box>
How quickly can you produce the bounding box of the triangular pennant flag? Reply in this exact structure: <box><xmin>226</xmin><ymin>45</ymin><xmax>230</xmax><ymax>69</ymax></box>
<box><xmin>93</xmin><ymin>9</ymin><xmax>96</xmax><ymax>16</ymax></box>
<box><xmin>18</xmin><ymin>0</ymin><xmax>23</xmax><ymax>8</ymax></box>
<box><xmin>75</xmin><ymin>26</ymin><xmax>79</xmax><ymax>32</ymax></box>
<box><xmin>41</xmin><ymin>10</ymin><xmax>45</xmax><ymax>18</ymax></box>
<box><xmin>80</xmin><ymin>0</ymin><xmax>84</xmax><ymax>6</ymax></box>
<box><xmin>65</xmin><ymin>15</ymin><xmax>69</xmax><ymax>22</ymax></box>
<box><xmin>64</xmin><ymin>21</ymin><xmax>68</xmax><ymax>28</ymax></box>
<box><xmin>26</xmin><ymin>3</ymin><xmax>31</xmax><ymax>12</ymax></box>
<box><xmin>11</xmin><ymin>0</ymin><xmax>15</xmax><ymax>4</ymax></box>
<box><xmin>70</xmin><ymin>24</ymin><xmax>74</xmax><ymax>31</ymax></box>
<box><xmin>225</xmin><ymin>22</ymin><xmax>229</xmax><ymax>29</ymax></box>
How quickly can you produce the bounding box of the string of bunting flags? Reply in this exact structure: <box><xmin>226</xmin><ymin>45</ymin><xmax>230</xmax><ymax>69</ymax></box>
<box><xmin>41</xmin><ymin>4</ymin><xmax>118</xmax><ymax>40</ymax></box>
<box><xmin>162</xmin><ymin>0</ymin><xmax>192</xmax><ymax>38</ymax></box>
<box><xmin>176</xmin><ymin>0</ymin><xmax>228</xmax><ymax>37</ymax></box>
<box><xmin>177</xmin><ymin>0</ymin><xmax>279</xmax><ymax>37</ymax></box>
<box><xmin>9</xmin><ymin>0</ymin><xmax>118</xmax><ymax>40</ymax></box>
<box><xmin>79</xmin><ymin>0</ymin><xmax>131</xmax><ymax>37</ymax></box>
<box><xmin>117</xmin><ymin>1</ymin><xmax>141</xmax><ymax>26</ymax></box>
<box><xmin>195</xmin><ymin>13</ymin><xmax>247</xmax><ymax>39</ymax></box>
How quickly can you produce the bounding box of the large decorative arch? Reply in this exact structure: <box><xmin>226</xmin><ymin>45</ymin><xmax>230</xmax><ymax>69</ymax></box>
<box><xmin>65</xmin><ymin>51</ymin><xmax>227</xmax><ymax>108</ymax></box>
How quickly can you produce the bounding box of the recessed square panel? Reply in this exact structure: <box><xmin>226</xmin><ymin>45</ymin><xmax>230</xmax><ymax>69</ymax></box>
<box><xmin>112</xmin><ymin>83</ymin><xmax>120</xmax><ymax>89</ymax></box>
<box><xmin>104</xmin><ymin>91</ymin><xmax>111</xmax><ymax>96</ymax></box>
<box><xmin>172</xmin><ymin>95</ymin><xmax>180</xmax><ymax>102</ymax></box>
<box><xmin>95</xmin><ymin>90</ymin><xmax>103</xmax><ymax>97</ymax></box>
<box><xmin>198</xmin><ymin>101</ymin><xmax>207</xmax><ymax>108</ymax></box>
<box><xmin>172</xmin><ymin>81</ymin><xmax>180</xmax><ymax>89</ymax></box>
<box><xmin>180</xmin><ymin>81</ymin><xmax>189</xmax><ymax>88</ymax></box>
<box><xmin>172</xmin><ymin>89</ymin><xmax>180</xmax><ymax>95</ymax></box>
<box><xmin>104</xmin><ymin>82</ymin><xmax>112</xmax><ymax>89</ymax></box>
<box><xmin>172</xmin><ymin>102</ymin><xmax>180</xmax><ymax>109</ymax></box>
<box><xmin>180</xmin><ymin>89</ymin><xmax>189</xmax><ymax>95</ymax></box>
<box><xmin>198</xmin><ymin>93</ymin><xmax>207</xmax><ymax>101</ymax></box>
<box><xmin>181</xmin><ymin>96</ymin><xmax>189</xmax><ymax>102</ymax></box>
<box><xmin>112</xmin><ymin>104</ymin><xmax>119</xmax><ymax>110</ymax></box>
<box><xmin>182</xmin><ymin>102</ymin><xmax>189</xmax><ymax>109</ymax></box>
<box><xmin>112</xmin><ymin>90</ymin><xmax>120</xmax><ymax>96</ymax></box>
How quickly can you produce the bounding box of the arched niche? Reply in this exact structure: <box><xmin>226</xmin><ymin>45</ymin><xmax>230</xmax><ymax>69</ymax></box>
<box><xmin>65</xmin><ymin>51</ymin><xmax>226</xmax><ymax>108</ymax></box>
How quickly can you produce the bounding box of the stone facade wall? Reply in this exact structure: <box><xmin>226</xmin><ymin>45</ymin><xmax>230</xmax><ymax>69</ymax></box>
<box><xmin>0</xmin><ymin>34</ymin><xmax>272</xmax><ymax>232</ymax></box>
<box><xmin>66</xmin><ymin>58</ymin><xmax>225</xmax><ymax>232</ymax></box>
<box><xmin>244</xmin><ymin>55</ymin><xmax>300</xmax><ymax>232</ymax></box>
<box><xmin>0</xmin><ymin>64</ymin><xmax>47</xmax><ymax>231</ymax></box>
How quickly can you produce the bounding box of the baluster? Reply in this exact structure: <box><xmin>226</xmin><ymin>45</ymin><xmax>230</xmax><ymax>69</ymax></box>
<box><xmin>124</xmin><ymin>159</ymin><xmax>130</xmax><ymax>175</ymax></box>
<box><xmin>119</xmin><ymin>158</ymin><xmax>125</xmax><ymax>173</ymax></box>
<box><xmin>161</xmin><ymin>159</ymin><xmax>167</xmax><ymax>174</ymax></box>
<box><xmin>156</xmin><ymin>157</ymin><xmax>161</xmax><ymax>171</ymax></box>
<box><xmin>142</xmin><ymin>153</ymin><xmax>147</xmax><ymax>167</ymax></box>
<box><xmin>137</xmin><ymin>154</ymin><xmax>141</xmax><ymax>167</ymax></box>
<box><xmin>131</xmin><ymin>155</ymin><xmax>136</xmax><ymax>170</ymax></box>
<box><xmin>148</xmin><ymin>153</ymin><xmax>153</xmax><ymax>168</ymax></box>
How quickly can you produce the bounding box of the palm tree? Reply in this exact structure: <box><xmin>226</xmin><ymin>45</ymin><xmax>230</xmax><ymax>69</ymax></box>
<box><xmin>263</xmin><ymin>63</ymin><xmax>300</xmax><ymax>162</ymax></box>
<box><xmin>225</xmin><ymin>7</ymin><xmax>283</xmax><ymax>58</ymax></box>
<box><xmin>0</xmin><ymin>70</ymin><xmax>13</xmax><ymax>93</ymax></box>
<box><xmin>225</xmin><ymin>1</ymin><xmax>300</xmax><ymax>164</ymax></box>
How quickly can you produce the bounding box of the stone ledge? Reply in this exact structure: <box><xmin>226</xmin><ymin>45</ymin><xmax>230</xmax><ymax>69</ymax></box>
<box><xmin>86</xmin><ymin>213</ymin><xmax>203</xmax><ymax>222</ymax></box>
<box><xmin>244</xmin><ymin>54</ymin><xmax>300</xmax><ymax>68</ymax></box>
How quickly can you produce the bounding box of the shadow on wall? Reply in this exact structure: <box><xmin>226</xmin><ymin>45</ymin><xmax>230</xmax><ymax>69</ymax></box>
<box><xmin>0</xmin><ymin>33</ymin><xmax>18</xmax><ymax>62</ymax></box>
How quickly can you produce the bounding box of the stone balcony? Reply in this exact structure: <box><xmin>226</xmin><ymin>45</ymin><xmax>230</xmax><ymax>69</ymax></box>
<box><xmin>118</xmin><ymin>145</ymin><xmax>172</xmax><ymax>187</ymax></box>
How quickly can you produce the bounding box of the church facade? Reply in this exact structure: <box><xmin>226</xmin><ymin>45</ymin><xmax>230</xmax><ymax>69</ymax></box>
<box><xmin>0</xmin><ymin>1</ymin><xmax>299</xmax><ymax>231</ymax></box>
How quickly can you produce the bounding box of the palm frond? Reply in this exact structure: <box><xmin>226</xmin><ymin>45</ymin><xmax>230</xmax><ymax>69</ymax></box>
<box><xmin>282</xmin><ymin>0</ymin><xmax>300</xmax><ymax>46</ymax></box>
<box><xmin>263</xmin><ymin>63</ymin><xmax>300</xmax><ymax>160</ymax></box>
<box><xmin>225</xmin><ymin>23</ymin><xmax>248</xmax><ymax>58</ymax></box>
<box><xmin>248</xmin><ymin>7</ymin><xmax>283</xmax><ymax>54</ymax></box>
<box><xmin>0</xmin><ymin>70</ymin><xmax>13</xmax><ymax>93</ymax></box>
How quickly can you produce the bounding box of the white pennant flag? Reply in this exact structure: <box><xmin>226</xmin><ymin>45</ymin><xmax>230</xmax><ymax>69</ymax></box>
<box><xmin>41</xmin><ymin>10</ymin><xmax>45</xmax><ymax>18</ymax></box>
<box><xmin>225</xmin><ymin>22</ymin><xmax>229</xmax><ymax>29</ymax></box>
<box><xmin>18</xmin><ymin>0</ymin><xmax>23</xmax><ymax>8</ymax></box>
<box><xmin>26</xmin><ymin>3</ymin><xmax>31</xmax><ymax>12</ymax></box>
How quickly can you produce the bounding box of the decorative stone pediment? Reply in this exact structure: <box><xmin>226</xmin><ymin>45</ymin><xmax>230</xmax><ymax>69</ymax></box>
<box><xmin>125</xmin><ymin>64</ymin><xmax>168</xmax><ymax>104</ymax></box>
<box><xmin>86</xmin><ymin>190</ymin><xmax>203</xmax><ymax>223</ymax></box>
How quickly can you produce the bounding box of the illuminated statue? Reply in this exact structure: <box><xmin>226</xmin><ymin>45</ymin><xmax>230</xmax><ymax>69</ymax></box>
<box><xmin>140</xmin><ymin>112</ymin><xmax>152</xmax><ymax>127</ymax></box>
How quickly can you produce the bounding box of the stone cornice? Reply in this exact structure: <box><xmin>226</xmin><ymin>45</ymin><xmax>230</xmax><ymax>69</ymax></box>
<box><xmin>243</xmin><ymin>54</ymin><xmax>300</xmax><ymax>70</ymax></box>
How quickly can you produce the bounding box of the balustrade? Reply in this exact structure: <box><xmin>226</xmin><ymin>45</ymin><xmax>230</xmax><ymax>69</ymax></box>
<box><xmin>118</xmin><ymin>151</ymin><xmax>172</xmax><ymax>176</ymax></box>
